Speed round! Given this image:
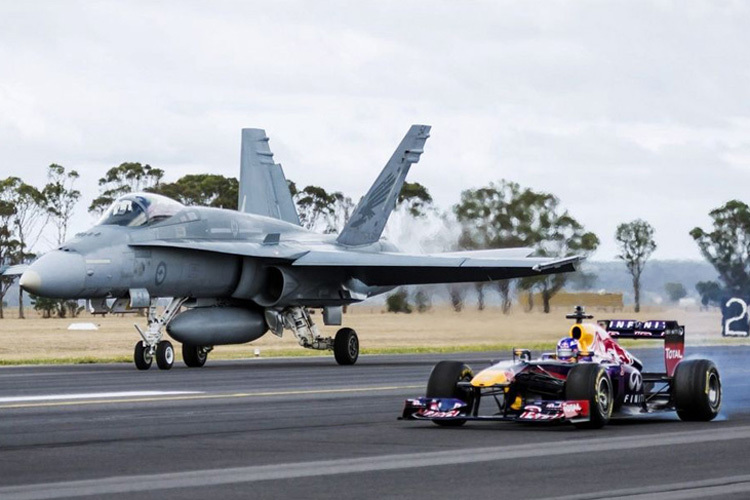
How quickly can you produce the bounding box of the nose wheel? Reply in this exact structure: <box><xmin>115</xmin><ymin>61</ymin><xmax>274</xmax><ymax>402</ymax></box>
<box><xmin>155</xmin><ymin>341</ymin><xmax>175</xmax><ymax>370</ymax></box>
<box><xmin>132</xmin><ymin>297</ymin><xmax>186</xmax><ymax>371</ymax></box>
<box><xmin>134</xmin><ymin>341</ymin><xmax>153</xmax><ymax>370</ymax></box>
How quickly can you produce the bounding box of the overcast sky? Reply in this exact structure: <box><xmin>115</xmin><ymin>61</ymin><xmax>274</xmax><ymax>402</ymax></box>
<box><xmin>1</xmin><ymin>0</ymin><xmax>749</xmax><ymax>260</ymax></box>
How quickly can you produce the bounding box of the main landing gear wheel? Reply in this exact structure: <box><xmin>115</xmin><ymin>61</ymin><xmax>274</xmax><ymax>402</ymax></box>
<box><xmin>155</xmin><ymin>340</ymin><xmax>175</xmax><ymax>370</ymax></box>
<box><xmin>182</xmin><ymin>344</ymin><xmax>208</xmax><ymax>368</ymax></box>
<box><xmin>134</xmin><ymin>341</ymin><xmax>153</xmax><ymax>370</ymax></box>
<box><xmin>334</xmin><ymin>328</ymin><xmax>359</xmax><ymax>365</ymax></box>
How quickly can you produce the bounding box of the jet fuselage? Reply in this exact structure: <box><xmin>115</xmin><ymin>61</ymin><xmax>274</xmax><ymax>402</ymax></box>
<box><xmin>21</xmin><ymin>204</ymin><xmax>396</xmax><ymax>307</ymax></box>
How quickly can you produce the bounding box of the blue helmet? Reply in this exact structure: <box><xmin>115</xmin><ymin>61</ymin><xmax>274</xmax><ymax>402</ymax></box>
<box><xmin>556</xmin><ymin>337</ymin><xmax>579</xmax><ymax>362</ymax></box>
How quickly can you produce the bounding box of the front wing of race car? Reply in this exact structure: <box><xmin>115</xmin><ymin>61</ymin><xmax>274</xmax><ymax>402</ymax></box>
<box><xmin>400</xmin><ymin>397</ymin><xmax>591</xmax><ymax>424</ymax></box>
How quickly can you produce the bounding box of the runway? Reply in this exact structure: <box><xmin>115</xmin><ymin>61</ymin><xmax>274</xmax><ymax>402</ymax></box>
<box><xmin>0</xmin><ymin>347</ymin><xmax>749</xmax><ymax>499</ymax></box>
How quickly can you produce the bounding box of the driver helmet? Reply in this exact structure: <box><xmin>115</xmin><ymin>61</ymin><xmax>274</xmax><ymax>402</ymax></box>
<box><xmin>556</xmin><ymin>337</ymin><xmax>579</xmax><ymax>362</ymax></box>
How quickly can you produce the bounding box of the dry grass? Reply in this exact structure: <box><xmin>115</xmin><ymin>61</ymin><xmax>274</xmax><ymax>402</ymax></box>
<box><xmin>0</xmin><ymin>305</ymin><xmax>745</xmax><ymax>364</ymax></box>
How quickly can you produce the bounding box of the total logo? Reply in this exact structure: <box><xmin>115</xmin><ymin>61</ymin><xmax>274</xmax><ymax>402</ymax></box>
<box><xmin>562</xmin><ymin>401</ymin><xmax>587</xmax><ymax>418</ymax></box>
<box><xmin>665</xmin><ymin>348</ymin><xmax>683</xmax><ymax>360</ymax></box>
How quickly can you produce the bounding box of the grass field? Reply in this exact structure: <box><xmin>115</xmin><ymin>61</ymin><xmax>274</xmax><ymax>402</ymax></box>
<box><xmin>0</xmin><ymin>305</ymin><xmax>745</xmax><ymax>364</ymax></box>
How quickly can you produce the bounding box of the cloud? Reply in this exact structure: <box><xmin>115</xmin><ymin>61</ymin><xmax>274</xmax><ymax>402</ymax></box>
<box><xmin>1</xmin><ymin>0</ymin><xmax>749</xmax><ymax>259</ymax></box>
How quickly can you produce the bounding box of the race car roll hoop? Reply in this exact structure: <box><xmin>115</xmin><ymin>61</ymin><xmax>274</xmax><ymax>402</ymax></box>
<box><xmin>401</xmin><ymin>306</ymin><xmax>721</xmax><ymax>429</ymax></box>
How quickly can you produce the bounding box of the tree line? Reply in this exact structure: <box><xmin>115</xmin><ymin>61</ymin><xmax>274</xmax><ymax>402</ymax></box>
<box><xmin>0</xmin><ymin>165</ymin><xmax>81</xmax><ymax>318</ymax></box>
<box><xmin>2</xmin><ymin>161</ymin><xmax>748</xmax><ymax>318</ymax></box>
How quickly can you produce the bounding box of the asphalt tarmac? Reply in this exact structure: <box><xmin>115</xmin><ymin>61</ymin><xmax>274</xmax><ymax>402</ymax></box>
<box><xmin>0</xmin><ymin>346</ymin><xmax>749</xmax><ymax>499</ymax></box>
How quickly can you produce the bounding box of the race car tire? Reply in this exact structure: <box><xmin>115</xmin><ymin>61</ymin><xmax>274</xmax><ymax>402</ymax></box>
<box><xmin>182</xmin><ymin>344</ymin><xmax>208</xmax><ymax>368</ymax></box>
<box><xmin>673</xmin><ymin>359</ymin><xmax>721</xmax><ymax>421</ymax></box>
<box><xmin>565</xmin><ymin>364</ymin><xmax>613</xmax><ymax>429</ymax></box>
<box><xmin>426</xmin><ymin>361</ymin><xmax>474</xmax><ymax>427</ymax></box>
<box><xmin>334</xmin><ymin>328</ymin><xmax>359</xmax><ymax>365</ymax></box>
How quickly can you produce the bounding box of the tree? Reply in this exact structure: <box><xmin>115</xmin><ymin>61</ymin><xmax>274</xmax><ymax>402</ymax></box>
<box><xmin>42</xmin><ymin>165</ymin><xmax>83</xmax><ymax>318</ymax></box>
<box><xmin>386</xmin><ymin>289</ymin><xmax>412</xmax><ymax>313</ymax></box>
<box><xmin>414</xmin><ymin>288</ymin><xmax>432</xmax><ymax>313</ymax></box>
<box><xmin>9</xmin><ymin>179</ymin><xmax>47</xmax><ymax>251</ymax></box>
<box><xmin>566</xmin><ymin>270</ymin><xmax>598</xmax><ymax>291</ymax></box>
<box><xmin>664</xmin><ymin>282</ymin><xmax>687</xmax><ymax>303</ymax></box>
<box><xmin>293</xmin><ymin>185</ymin><xmax>353</xmax><ymax>233</ymax></box>
<box><xmin>448</xmin><ymin>285</ymin><xmax>466</xmax><ymax>312</ymax></box>
<box><xmin>690</xmin><ymin>200</ymin><xmax>750</xmax><ymax>294</ymax></box>
<box><xmin>290</xmin><ymin>180</ymin><xmax>430</xmax><ymax>234</ymax></box>
<box><xmin>496</xmin><ymin>281</ymin><xmax>512</xmax><ymax>314</ymax></box>
<box><xmin>0</xmin><ymin>180</ymin><xmax>22</xmax><ymax>319</ymax></box>
<box><xmin>615</xmin><ymin>219</ymin><xmax>657</xmax><ymax>313</ymax></box>
<box><xmin>455</xmin><ymin>180</ymin><xmax>599</xmax><ymax>313</ymax></box>
<box><xmin>150</xmin><ymin>174</ymin><xmax>239</xmax><ymax>209</ymax></box>
<box><xmin>396</xmin><ymin>182</ymin><xmax>433</xmax><ymax>218</ymax></box>
<box><xmin>89</xmin><ymin>162</ymin><xmax>164</xmax><ymax>214</ymax></box>
<box><xmin>519</xmin><ymin>208</ymin><xmax>599</xmax><ymax>314</ymax></box>
<box><xmin>31</xmin><ymin>294</ymin><xmax>62</xmax><ymax>318</ymax></box>
<box><xmin>10</xmin><ymin>179</ymin><xmax>47</xmax><ymax>319</ymax></box>
<box><xmin>0</xmin><ymin>177</ymin><xmax>47</xmax><ymax>319</ymax></box>
<box><xmin>454</xmin><ymin>181</ymin><xmax>528</xmax><ymax>313</ymax></box>
<box><xmin>696</xmin><ymin>281</ymin><xmax>722</xmax><ymax>308</ymax></box>
<box><xmin>474</xmin><ymin>283</ymin><xmax>486</xmax><ymax>311</ymax></box>
<box><xmin>43</xmin><ymin>164</ymin><xmax>81</xmax><ymax>246</ymax></box>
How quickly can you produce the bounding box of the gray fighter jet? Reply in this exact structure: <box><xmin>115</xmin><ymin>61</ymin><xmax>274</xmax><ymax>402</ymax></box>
<box><xmin>6</xmin><ymin>125</ymin><xmax>579</xmax><ymax>370</ymax></box>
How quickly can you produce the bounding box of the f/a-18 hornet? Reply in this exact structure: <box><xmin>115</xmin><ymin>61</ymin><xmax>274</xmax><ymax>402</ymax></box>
<box><xmin>9</xmin><ymin>125</ymin><xmax>580</xmax><ymax>370</ymax></box>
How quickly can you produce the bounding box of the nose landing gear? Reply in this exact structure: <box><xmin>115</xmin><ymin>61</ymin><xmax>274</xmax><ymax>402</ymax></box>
<box><xmin>133</xmin><ymin>297</ymin><xmax>187</xmax><ymax>370</ymax></box>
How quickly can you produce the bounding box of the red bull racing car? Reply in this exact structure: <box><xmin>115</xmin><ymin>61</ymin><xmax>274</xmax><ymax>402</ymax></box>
<box><xmin>401</xmin><ymin>307</ymin><xmax>721</xmax><ymax>429</ymax></box>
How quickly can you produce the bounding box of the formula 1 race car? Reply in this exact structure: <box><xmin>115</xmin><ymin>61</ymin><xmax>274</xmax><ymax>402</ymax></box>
<box><xmin>401</xmin><ymin>307</ymin><xmax>721</xmax><ymax>429</ymax></box>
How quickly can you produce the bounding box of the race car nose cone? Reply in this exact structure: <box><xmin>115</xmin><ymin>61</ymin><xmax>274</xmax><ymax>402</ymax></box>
<box><xmin>19</xmin><ymin>251</ymin><xmax>86</xmax><ymax>298</ymax></box>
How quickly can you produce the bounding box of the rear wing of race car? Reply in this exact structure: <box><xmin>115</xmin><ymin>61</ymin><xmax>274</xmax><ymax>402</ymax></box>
<box><xmin>599</xmin><ymin>319</ymin><xmax>685</xmax><ymax>377</ymax></box>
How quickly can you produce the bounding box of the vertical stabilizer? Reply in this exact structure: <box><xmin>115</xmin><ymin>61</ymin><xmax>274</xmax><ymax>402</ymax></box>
<box><xmin>337</xmin><ymin>124</ymin><xmax>431</xmax><ymax>246</ymax></box>
<box><xmin>239</xmin><ymin>129</ymin><xmax>300</xmax><ymax>225</ymax></box>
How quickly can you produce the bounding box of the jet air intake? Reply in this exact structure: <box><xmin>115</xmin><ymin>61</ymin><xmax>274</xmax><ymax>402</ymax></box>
<box><xmin>167</xmin><ymin>307</ymin><xmax>268</xmax><ymax>345</ymax></box>
<box><xmin>251</xmin><ymin>266</ymin><xmax>299</xmax><ymax>307</ymax></box>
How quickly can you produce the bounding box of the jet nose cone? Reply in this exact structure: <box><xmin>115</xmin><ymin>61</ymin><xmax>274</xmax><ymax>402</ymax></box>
<box><xmin>20</xmin><ymin>251</ymin><xmax>86</xmax><ymax>298</ymax></box>
<box><xmin>18</xmin><ymin>269</ymin><xmax>42</xmax><ymax>293</ymax></box>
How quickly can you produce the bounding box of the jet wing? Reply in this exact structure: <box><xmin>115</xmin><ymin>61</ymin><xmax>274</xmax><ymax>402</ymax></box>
<box><xmin>435</xmin><ymin>248</ymin><xmax>535</xmax><ymax>259</ymax></box>
<box><xmin>129</xmin><ymin>240</ymin><xmax>579</xmax><ymax>285</ymax></box>
<box><xmin>292</xmin><ymin>250</ymin><xmax>581</xmax><ymax>286</ymax></box>
<box><xmin>1</xmin><ymin>264</ymin><xmax>28</xmax><ymax>276</ymax></box>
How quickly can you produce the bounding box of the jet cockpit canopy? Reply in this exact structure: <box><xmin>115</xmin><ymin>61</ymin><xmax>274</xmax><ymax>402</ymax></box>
<box><xmin>96</xmin><ymin>193</ymin><xmax>184</xmax><ymax>227</ymax></box>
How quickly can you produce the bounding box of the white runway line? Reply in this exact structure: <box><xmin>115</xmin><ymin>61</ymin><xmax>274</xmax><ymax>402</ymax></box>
<box><xmin>0</xmin><ymin>391</ymin><xmax>203</xmax><ymax>403</ymax></box>
<box><xmin>2</xmin><ymin>425</ymin><xmax>750</xmax><ymax>500</ymax></box>
<box><xmin>544</xmin><ymin>475</ymin><xmax>750</xmax><ymax>500</ymax></box>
